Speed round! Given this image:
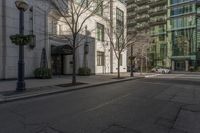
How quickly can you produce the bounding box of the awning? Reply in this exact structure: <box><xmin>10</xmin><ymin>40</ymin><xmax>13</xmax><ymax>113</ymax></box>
<box><xmin>51</xmin><ymin>45</ymin><xmax>73</xmax><ymax>55</ymax></box>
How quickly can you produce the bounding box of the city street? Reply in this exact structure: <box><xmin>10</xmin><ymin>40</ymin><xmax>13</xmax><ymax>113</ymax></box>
<box><xmin>1</xmin><ymin>0</ymin><xmax>200</xmax><ymax>133</ymax></box>
<box><xmin>0</xmin><ymin>74</ymin><xmax>200</xmax><ymax>133</ymax></box>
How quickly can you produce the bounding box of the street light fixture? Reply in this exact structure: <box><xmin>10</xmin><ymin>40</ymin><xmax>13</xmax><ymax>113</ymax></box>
<box><xmin>15</xmin><ymin>0</ymin><xmax>29</xmax><ymax>11</ymax></box>
<box><xmin>15</xmin><ymin>0</ymin><xmax>29</xmax><ymax>91</ymax></box>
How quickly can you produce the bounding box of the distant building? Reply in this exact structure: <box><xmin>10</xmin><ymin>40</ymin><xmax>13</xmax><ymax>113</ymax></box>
<box><xmin>0</xmin><ymin>0</ymin><xmax>127</xmax><ymax>79</ymax></box>
<box><xmin>127</xmin><ymin>0</ymin><xmax>200</xmax><ymax>71</ymax></box>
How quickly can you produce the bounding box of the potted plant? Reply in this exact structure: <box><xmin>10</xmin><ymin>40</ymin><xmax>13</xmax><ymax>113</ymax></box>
<box><xmin>10</xmin><ymin>34</ymin><xmax>34</xmax><ymax>45</ymax></box>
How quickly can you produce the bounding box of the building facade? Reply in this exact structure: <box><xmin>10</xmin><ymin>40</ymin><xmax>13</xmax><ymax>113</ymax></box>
<box><xmin>127</xmin><ymin>0</ymin><xmax>200</xmax><ymax>71</ymax></box>
<box><xmin>168</xmin><ymin>0</ymin><xmax>200</xmax><ymax>71</ymax></box>
<box><xmin>149</xmin><ymin>0</ymin><xmax>168</xmax><ymax>68</ymax></box>
<box><xmin>0</xmin><ymin>0</ymin><xmax>127</xmax><ymax>79</ymax></box>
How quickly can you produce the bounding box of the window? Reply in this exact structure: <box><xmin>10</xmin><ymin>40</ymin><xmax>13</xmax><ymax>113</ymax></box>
<box><xmin>116</xmin><ymin>8</ymin><xmax>124</xmax><ymax>47</ymax></box>
<box><xmin>96</xmin><ymin>0</ymin><xmax>103</xmax><ymax>16</ymax></box>
<box><xmin>58</xmin><ymin>25</ymin><xmax>63</xmax><ymax>35</ymax></box>
<box><xmin>49</xmin><ymin>18</ymin><xmax>57</xmax><ymax>35</ymax></box>
<box><xmin>119</xmin><ymin>54</ymin><xmax>123</xmax><ymax>66</ymax></box>
<box><xmin>97</xmin><ymin>23</ymin><xmax>104</xmax><ymax>41</ymax></box>
<box><xmin>76</xmin><ymin>0</ymin><xmax>89</xmax><ymax>7</ymax></box>
<box><xmin>116</xmin><ymin>8</ymin><xmax>124</xmax><ymax>31</ymax></box>
<box><xmin>97</xmin><ymin>51</ymin><xmax>105</xmax><ymax>66</ymax></box>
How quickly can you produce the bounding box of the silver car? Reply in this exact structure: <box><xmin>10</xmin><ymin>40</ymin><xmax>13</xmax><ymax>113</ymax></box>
<box><xmin>152</xmin><ymin>67</ymin><xmax>171</xmax><ymax>74</ymax></box>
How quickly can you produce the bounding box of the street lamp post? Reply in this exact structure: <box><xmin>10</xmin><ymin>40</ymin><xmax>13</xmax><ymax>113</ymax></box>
<box><xmin>15</xmin><ymin>0</ymin><xmax>29</xmax><ymax>91</ymax></box>
<box><xmin>188</xmin><ymin>17</ymin><xmax>193</xmax><ymax>55</ymax></box>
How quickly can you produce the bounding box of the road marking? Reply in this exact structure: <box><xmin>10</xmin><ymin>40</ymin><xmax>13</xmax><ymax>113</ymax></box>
<box><xmin>83</xmin><ymin>93</ymin><xmax>131</xmax><ymax>113</ymax></box>
<box><xmin>145</xmin><ymin>74</ymin><xmax>162</xmax><ymax>78</ymax></box>
<box><xmin>137</xmin><ymin>81</ymin><xmax>169</xmax><ymax>85</ymax></box>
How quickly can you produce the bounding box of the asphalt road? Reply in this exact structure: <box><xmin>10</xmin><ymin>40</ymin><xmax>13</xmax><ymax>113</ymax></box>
<box><xmin>0</xmin><ymin>75</ymin><xmax>200</xmax><ymax>133</ymax></box>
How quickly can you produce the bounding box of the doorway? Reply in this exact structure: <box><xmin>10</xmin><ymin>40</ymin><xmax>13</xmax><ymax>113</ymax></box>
<box><xmin>51</xmin><ymin>55</ymin><xmax>64</xmax><ymax>75</ymax></box>
<box><xmin>175</xmin><ymin>61</ymin><xmax>185</xmax><ymax>71</ymax></box>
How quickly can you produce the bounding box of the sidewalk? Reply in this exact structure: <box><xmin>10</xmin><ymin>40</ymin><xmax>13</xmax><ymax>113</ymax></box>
<box><xmin>0</xmin><ymin>72</ymin><xmax>155</xmax><ymax>103</ymax></box>
<box><xmin>0</xmin><ymin>72</ymin><xmax>156</xmax><ymax>92</ymax></box>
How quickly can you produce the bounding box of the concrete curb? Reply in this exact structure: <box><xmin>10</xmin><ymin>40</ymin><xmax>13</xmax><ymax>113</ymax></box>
<box><xmin>0</xmin><ymin>77</ymin><xmax>143</xmax><ymax>104</ymax></box>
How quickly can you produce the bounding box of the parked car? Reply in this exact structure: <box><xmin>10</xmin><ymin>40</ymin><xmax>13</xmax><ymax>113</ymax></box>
<box><xmin>151</xmin><ymin>67</ymin><xmax>157</xmax><ymax>73</ymax></box>
<box><xmin>151</xmin><ymin>67</ymin><xmax>171</xmax><ymax>74</ymax></box>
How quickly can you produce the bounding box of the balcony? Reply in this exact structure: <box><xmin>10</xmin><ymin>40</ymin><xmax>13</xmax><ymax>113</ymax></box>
<box><xmin>127</xmin><ymin>19</ymin><xmax>137</xmax><ymax>26</ymax></box>
<box><xmin>135</xmin><ymin>0</ymin><xmax>149</xmax><ymax>6</ymax></box>
<box><xmin>127</xmin><ymin>28</ymin><xmax>137</xmax><ymax>34</ymax></box>
<box><xmin>127</xmin><ymin>7</ymin><xmax>135</xmax><ymax>12</ymax></box>
<box><xmin>128</xmin><ymin>22</ymin><xmax>137</xmax><ymax>27</ymax></box>
<box><xmin>136</xmin><ymin>23</ymin><xmax>149</xmax><ymax>30</ymax></box>
<box><xmin>127</xmin><ymin>13</ymin><xmax>137</xmax><ymax>19</ymax></box>
<box><xmin>135</xmin><ymin>5</ymin><xmax>149</xmax><ymax>14</ymax></box>
<box><xmin>127</xmin><ymin>0</ymin><xmax>135</xmax><ymax>5</ymax></box>
<box><xmin>149</xmin><ymin>7</ymin><xmax>167</xmax><ymax>17</ymax></box>
<box><xmin>149</xmin><ymin>18</ymin><xmax>166</xmax><ymax>26</ymax></box>
<box><xmin>135</xmin><ymin>15</ymin><xmax>149</xmax><ymax>22</ymax></box>
<box><xmin>149</xmin><ymin>0</ymin><xmax>167</xmax><ymax>7</ymax></box>
<box><xmin>169</xmin><ymin>0</ymin><xmax>196</xmax><ymax>7</ymax></box>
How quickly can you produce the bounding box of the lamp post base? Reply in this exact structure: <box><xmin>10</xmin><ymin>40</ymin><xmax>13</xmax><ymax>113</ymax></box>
<box><xmin>16</xmin><ymin>82</ymin><xmax>25</xmax><ymax>91</ymax></box>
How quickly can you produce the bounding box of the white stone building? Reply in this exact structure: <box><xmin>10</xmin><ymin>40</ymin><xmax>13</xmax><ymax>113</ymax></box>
<box><xmin>0</xmin><ymin>0</ymin><xmax>127</xmax><ymax>79</ymax></box>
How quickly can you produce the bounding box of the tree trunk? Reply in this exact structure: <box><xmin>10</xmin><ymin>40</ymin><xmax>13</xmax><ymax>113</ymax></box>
<box><xmin>118</xmin><ymin>58</ymin><xmax>120</xmax><ymax>79</ymax></box>
<box><xmin>72</xmin><ymin>40</ymin><xmax>76</xmax><ymax>84</ymax></box>
<box><xmin>140</xmin><ymin>58</ymin><xmax>143</xmax><ymax>74</ymax></box>
<box><xmin>146</xmin><ymin>57</ymin><xmax>148</xmax><ymax>73</ymax></box>
<box><xmin>117</xmin><ymin>51</ymin><xmax>121</xmax><ymax>78</ymax></box>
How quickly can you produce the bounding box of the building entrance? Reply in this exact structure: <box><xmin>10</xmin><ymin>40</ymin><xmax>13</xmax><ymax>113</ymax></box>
<box><xmin>175</xmin><ymin>61</ymin><xmax>185</xmax><ymax>71</ymax></box>
<box><xmin>51</xmin><ymin>55</ymin><xmax>64</xmax><ymax>75</ymax></box>
<box><xmin>51</xmin><ymin>45</ymin><xmax>73</xmax><ymax>75</ymax></box>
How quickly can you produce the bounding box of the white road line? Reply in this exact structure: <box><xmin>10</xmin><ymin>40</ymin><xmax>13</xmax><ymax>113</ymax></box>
<box><xmin>83</xmin><ymin>93</ymin><xmax>131</xmax><ymax>113</ymax></box>
<box><xmin>145</xmin><ymin>74</ymin><xmax>162</xmax><ymax>78</ymax></box>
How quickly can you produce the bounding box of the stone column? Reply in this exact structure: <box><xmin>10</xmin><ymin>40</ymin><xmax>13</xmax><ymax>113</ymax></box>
<box><xmin>185</xmin><ymin>60</ymin><xmax>189</xmax><ymax>71</ymax></box>
<box><xmin>172</xmin><ymin>60</ymin><xmax>175</xmax><ymax>71</ymax></box>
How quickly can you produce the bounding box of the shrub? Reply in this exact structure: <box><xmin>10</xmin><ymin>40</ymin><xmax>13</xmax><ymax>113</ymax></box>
<box><xmin>34</xmin><ymin>68</ymin><xmax>52</xmax><ymax>79</ymax></box>
<box><xmin>10</xmin><ymin>34</ymin><xmax>34</xmax><ymax>45</ymax></box>
<box><xmin>78</xmin><ymin>67</ymin><xmax>91</xmax><ymax>76</ymax></box>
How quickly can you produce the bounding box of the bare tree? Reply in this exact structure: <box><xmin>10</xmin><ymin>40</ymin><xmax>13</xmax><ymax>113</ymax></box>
<box><xmin>44</xmin><ymin>0</ymin><xmax>109</xmax><ymax>84</ymax></box>
<box><xmin>131</xmin><ymin>32</ymin><xmax>152</xmax><ymax>73</ymax></box>
<box><xmin>106</xmin><ymin>24</ymin><xmax>136</xmax><ymax>78</ymax></box>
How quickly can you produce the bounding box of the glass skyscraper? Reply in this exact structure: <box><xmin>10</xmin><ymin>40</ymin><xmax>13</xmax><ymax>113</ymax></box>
<box><xmin>127</xmin><ymin>0</ymin><xmax>200</xmax><ymax>71</ymax></box>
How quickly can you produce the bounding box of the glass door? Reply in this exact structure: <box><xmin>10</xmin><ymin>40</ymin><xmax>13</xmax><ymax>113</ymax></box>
<box><xmin>175</xmin><ymin>61</ymin><xmax>185</xmax><ymax>71</ymax></box>
<box><xmin>51</xmin><ymin>55</ymin><xmax>63</xmax><ymax>75</ymax></box>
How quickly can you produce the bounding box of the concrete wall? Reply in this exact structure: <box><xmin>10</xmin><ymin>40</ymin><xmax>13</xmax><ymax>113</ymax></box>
<box><xmin>0</xmin><ymin>0</ymin><xmax>46</xmax><ymax>79</ymax></box>
<box><xmin>111</xmin><ymin>1</ymin><xmax>127</xmax><ymax>73</ymax></box>
<box><xmin>0</xmin><ymin>0</ymin><xmax>127</xmax><ymax>79</ymax></box>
